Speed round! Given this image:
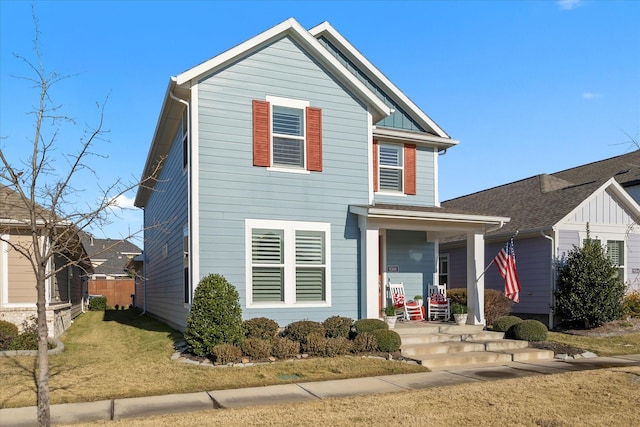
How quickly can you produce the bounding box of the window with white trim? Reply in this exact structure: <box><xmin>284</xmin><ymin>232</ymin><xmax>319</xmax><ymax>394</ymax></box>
<box><xmin>607</xmin><ymin>240</ymin><xmax>624</xmax><ymax>279</ymax></box>
<box><xmin>378</xmin><ymin>143</ymin><xmax>403</xmax><ymax>192</ymax></box>
<box><xmin>246</xmin><ymin>219</ymin><xmax>330</xmax><ymax>307</ymax></box>
<box><xmin>268</xmin><ymin>97</ymin><xmax>309</xmax><ymax>169</ymax></box>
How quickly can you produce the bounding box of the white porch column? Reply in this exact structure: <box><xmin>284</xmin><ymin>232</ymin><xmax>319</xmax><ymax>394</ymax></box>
<box><xmin>358</xmin><ymin>216</ymin><xmax>380</xmax><ymax>319</ymax></box>
<box><xmin>466</xmin><ymin>232</ymin><xmax>485</xmax><ymax>325</ymax></box>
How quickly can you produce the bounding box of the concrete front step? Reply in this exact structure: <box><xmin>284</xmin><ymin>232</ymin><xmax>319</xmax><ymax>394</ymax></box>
<box><xmin>411</xmin><ymin>351</ymin><xmax>514</xmax><ymax>369</ymax></box>
<box><xmin>402</xmin><ymin>339</ymin><xmax>528</xmax><ymax>357</ymax></box>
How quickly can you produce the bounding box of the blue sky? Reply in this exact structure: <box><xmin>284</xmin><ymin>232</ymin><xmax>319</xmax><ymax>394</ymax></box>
<box><xmin>1</xmin><ymin>0</ymin><xmax>639</xmax><ymax>241</ymax></box>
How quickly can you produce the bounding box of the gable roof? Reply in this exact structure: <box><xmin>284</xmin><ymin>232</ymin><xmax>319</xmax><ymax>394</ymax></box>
<box><xmin>309</xmin><ymin>21</ymin><xmax>455</xmax><ymax>145</ymax></box>
<box><xmin>442</xmin><ymin>150</ymin><xmax>640</xmax><ymax>238</ymax></box>
<box><xmin>81</xmin><ymin>233</ymin><xmax>141</xmax><ymax>276</ymax></box>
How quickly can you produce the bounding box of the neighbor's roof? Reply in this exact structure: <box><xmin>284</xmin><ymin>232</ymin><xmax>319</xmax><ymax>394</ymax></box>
<box><xmin>81</xmin><ymin>233</ymin><xmax>142</xmax><ymax>276</ymax></box>
<box><xmin>442</xmin><ymin>150</ymin><xmax>640</xmax><ymax>238</ymax></box>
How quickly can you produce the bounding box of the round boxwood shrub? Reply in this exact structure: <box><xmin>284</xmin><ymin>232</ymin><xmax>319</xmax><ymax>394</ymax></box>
<box><xmin>323</xmin><ymin>315</ymin><xmax>353</xmax><ymax>338</ymax></box>
<box><xmin>211</xmin><ymin>343</ymin><xmax>242</xmax><ymax>364</ymax></box>
<box><xmin>283</xmin><ymin>320</ymin><xmax>325</xmax><ymax>344</ymax></box>
<box><xmin>272</xmin><ymin>337</ymin><xmax>300</xmax><ymax>359</ymax></box>
<box><xmin>353</xmin><ymin>319</ymin><xmax>387</xmax><ymax>334</ymax></box>
<box><xmin>302</xmin><ymin>332</ymin><xmax>327</xmax><ymax>356</ymax></box>
<box><xmin>240</xmin><ymin>337</ymin><xmax>272</xmax><ymax>360</ymax></box>
<box><xmin>243</xmin><ymin>317</ymin><xmax>280</xmax><ymax>340</ymax></box>
<box><xmin>325</xmin><ymin>336</ymin><xmax>353</xmax><ymax>356</ymax></box>
<box><xmin>371</xmin><ymin>329</ymin><xmax>401</xmax><ymax>352</ymax></box>
<box><xmin>492</xmin><ymin>315</ymin><xmax>523</xmax><ymax>332</ymax></box>
<box><xmin>184</xmin><ymin>274</ymin><xmax>244</xmax><ymax>357</ymax></box>
<box><xmin>352</xmin><ymin>332</ymin><xmax>377</xmax><ymax>353</ymax></box>
<box><xmin>508</xmin><ymin>319</ymin><xmax>548</xmax><ymax>342</ymax></box>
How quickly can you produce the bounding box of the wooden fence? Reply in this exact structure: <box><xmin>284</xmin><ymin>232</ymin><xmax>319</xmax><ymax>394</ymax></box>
<box><xmin>88</xmin><ymin>279</ymin><xmax>135</xmax><ymax>308</ymax></box>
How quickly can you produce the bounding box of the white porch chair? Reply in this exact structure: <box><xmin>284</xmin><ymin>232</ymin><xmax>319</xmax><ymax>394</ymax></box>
<box><xmin>388</xmin><ymin>281</ymin><xmax>424</xmax><ymax>321</ymax></box>
<box><xmin>427</xmin><ymin>283</ymin><xmax>450</xmax><ymax>321</ymax></box>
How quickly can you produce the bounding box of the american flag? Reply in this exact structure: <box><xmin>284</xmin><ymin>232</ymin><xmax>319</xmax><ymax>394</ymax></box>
<box><xmin>494</xmin><ymin>238</ymin><xmax>521</xmax><ymax>303</ymax></box>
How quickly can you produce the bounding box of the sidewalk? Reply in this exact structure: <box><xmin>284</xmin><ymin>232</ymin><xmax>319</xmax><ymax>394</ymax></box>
<box><xmin>2</xmin><ymin>355</ymin><xmax>640</xmax><ymax>426</ymax></box>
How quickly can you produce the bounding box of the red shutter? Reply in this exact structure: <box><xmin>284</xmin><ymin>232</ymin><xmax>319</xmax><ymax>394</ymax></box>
<box><xmin>373</xmin><ymin>139</ymin><xmax>379</xmax><ymax>193</ymax></box>
<box><xmin>306</xmin><ymin>107</ymin><xmax>322</xmax><ymax>171</ymax></box>
<box><xmin>404</xmin><ymin>144</ymin><xmax>416</xmax><ymax>195</ymax></box>
<box><xmin>253</xmin><ymin>100</ymin><xmax>270</xmax><ymax>167</ymax></box>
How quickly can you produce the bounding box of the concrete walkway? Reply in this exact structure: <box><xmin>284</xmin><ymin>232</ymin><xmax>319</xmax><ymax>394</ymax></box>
<box><xmin>2</xmin><ymin>354</ymin><xmax>640</xmax><ymax>426</ymax></box>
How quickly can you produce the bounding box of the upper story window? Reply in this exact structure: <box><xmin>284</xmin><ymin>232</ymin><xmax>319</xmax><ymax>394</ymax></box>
<box><xmin>253</xmin><ymin>97</ymin><xmax>322</xmax><ymax>172</ymax></box>
<box><xmin>373</xmin><ymin>139</ymin><xmax>416</xmax><ymax>195</ymax></box>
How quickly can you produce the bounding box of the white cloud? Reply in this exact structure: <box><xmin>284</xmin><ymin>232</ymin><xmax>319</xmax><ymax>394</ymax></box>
<box><xmin>582</xmin><ymin>92</ymin><xmax>601</xmax><ymax>100</ymax></box>
<box><xmin>111</xmin><ymin>194</ymin><xmax>136</xmax><ymax>209</ymax></box>
<box><xmin>557</xmin><ymin>0</ymin><xmax>582</xmax><ymax>11</ymax></box>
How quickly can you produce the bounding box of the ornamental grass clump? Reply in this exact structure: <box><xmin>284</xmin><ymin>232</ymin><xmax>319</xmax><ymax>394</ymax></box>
<box><xmin>508</xmin><ymin>319</ymin><xmax>548</xmax><ymax>342</ymax></box>
<box><xmin>184</xmin><ymin>274</ymin><xmax>244</xmax><ymax>357</ymax></box>
<box><xmin>492</xmin><ymin>315</ymin><xmax>523</xmax><ymax>332</ymax></box>
<box><xmin>623</xmin><ymin>291</ymin><xmax>640</xmax><ymax>318</ymax></box>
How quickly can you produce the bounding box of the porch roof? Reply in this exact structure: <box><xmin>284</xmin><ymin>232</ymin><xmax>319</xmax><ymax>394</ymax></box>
<box><xmin>349</xmin><ymin>203</ymin><xmax>510</xmax><ymax>238</ymax></box>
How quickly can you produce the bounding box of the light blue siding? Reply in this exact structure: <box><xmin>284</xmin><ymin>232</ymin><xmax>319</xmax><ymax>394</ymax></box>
<box><xmin>374</xmin><ymin>146</ymin><xmax>436</xmax><ymax>206</ymax></box>
<box><xmin>142</xmin><ymin>123</ymin><xmax>189</xmax><ymax>331</ymax></box>
<box><xmin>317</xmin><ymin>36</ymin><xmax>425</xmax><ymax>133</ymax></box>
<box><xmin>196</xmin><ymin>36</ymin><xmax>370</xmax><ymax>325</ymax></box>
<box><xmin>385</xmin><ymin>230</ymin><xmax>435</xmax><ymax>299</ymax></box>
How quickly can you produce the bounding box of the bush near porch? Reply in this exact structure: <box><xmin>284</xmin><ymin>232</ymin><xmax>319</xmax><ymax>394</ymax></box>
<box><xmin>447</xmin><ymin>288</ymin><xmax>513</xmax><ymax>326</ymax></box>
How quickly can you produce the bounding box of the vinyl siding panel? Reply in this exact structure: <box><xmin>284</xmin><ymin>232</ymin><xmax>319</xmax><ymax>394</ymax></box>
<box><xmin>557</xmin><ymin>230</ymin><xmax>579</xmax><ymax>261</ymax></box>
<box><xmin>7</xmin><ymin>234</ymin><xmax>36</xmax><ymax>304</ymax></box>
<box><xmin>385</xmin><ymin>230</ymin><xmax>435</xmax><ymax>299</ymax></box>
<box><xmin>196</xmin><ymin>36</ymin><xmax>369</xmax><ymax>326</ymax></box>
<box><xmin>142</xmin><ymin>122</ymin><xmax>189</xmax><ymax>330</ymax></box>
<box><xmin>627</xmin><ymin>233</ymin><xmax>640</xmax><ymax>292</ymax></box>
<box><xmin>566</xmin><ymin>189</ymin><xmax>635</xmax><ymax>225</ymax></box>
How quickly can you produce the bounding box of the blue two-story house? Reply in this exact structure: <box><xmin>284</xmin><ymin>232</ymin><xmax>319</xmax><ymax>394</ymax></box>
<box><xmin>134</xmin><ymin>19</ymin><xmax>509</xmax><ymax>330</ymax></box>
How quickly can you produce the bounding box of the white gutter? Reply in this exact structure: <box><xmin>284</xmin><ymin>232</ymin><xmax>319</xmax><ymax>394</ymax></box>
<box><xmin>541</xmin><ymin>231</ymin><xmax>555</xmax><ymax>329</ymax></box>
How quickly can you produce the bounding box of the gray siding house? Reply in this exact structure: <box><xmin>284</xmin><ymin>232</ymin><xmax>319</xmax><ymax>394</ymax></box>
<box><xmin>440</xmin><ymin>150</ymin><xmax>640</xmax><ymax>328</ymax></box>
<box><xmin>135</xmin><ymin>19</ymin><xmax>508</xmax><ymax>330</ymax></box>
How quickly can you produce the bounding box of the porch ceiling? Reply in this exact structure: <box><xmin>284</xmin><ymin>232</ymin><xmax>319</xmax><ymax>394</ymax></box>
<box><xmin>349</xmin><ymin>204</ymin><xmax>510</xmax><ymax>239</ymax></box>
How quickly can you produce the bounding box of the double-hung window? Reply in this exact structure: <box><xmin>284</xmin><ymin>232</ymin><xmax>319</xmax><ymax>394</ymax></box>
<box><xmin>607</xmin><ymin>240</ymin><xmax>625</xmax><ymax>279</ymax></box>
<box><xmin>252</xmin><ymin>96</ymin><xmax>322</xmax><ymax>172</ymax></box>
<box><xmin>378</xmin><ymin>144</ymin><xmax>404</xmax><ymax>192</ymax></box>
<box><xmin>246</xmin><ymin>219</ymin><xmax>331</xmax><ymax>307</ymax></box>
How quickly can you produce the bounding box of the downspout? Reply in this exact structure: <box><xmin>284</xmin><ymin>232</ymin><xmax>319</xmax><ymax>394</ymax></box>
<box><xmin>541</xmin><ymin>231</ymin><xmax>555</xmax><ymax>329</ymax></box>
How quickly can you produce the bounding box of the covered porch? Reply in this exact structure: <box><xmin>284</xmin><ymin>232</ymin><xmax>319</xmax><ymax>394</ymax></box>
<box><xmin>350</xmin><ymin>204</ymin><xmax>510</xmax><ymax>325</ymax></box>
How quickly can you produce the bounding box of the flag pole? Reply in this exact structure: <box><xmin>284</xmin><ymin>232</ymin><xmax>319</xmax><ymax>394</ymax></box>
<box><xmin>474</xmin><ymin>230</ymin><xmax>519</xmax><ymax>283</ymax></box>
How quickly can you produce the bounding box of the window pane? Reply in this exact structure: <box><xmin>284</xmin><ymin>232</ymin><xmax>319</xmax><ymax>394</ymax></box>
<box><xmin>379</xmin><ymin>168</ymin><xmax>402</xmax><ymax>191</ymax></box>
<box><xmin>252</xmin><ymin>267</ymin><xmax>284</xmax><ymax>302</ymax></box>
<box><xmin>252</xmin><ymin>229</ymin><xmax>283</xmax><ymax>263</ymax></box>
<box><xmin>273</xmin><ymin>107</ymin><xmax>303</xmax><ymax>136</ymax></box>
<box><xmin>296</xmin><ymin>268</ymin><xmax>325</xmax><ymax>301</ymax></box>
<box><xmin>296</xmin><ymin>231</ymin><xmax>324</xmax><ymax>264</ymax></box>
<box><xmin>273</xmin><ymin>137</ymin><xmax>304</xmax><ymax>167</ymax></box>
<box><xmin>607</xmin><ymin>240</ymin><xmax>624</xmax><ymax>266</ymax></box>
<box><xmin>379</xmin><ymin>145</ymin><xmax>401</xmax><ymax>166</ymax></box>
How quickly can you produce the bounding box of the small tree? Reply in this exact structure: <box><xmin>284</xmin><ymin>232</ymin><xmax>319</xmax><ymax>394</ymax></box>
<box><xmin>555</xmin><ymin>233</ymin><xmax>626</xmax><ymax>328</ymax></box>
<box><xmin>184</xmin><ymin>274</ymin><xmax>244</xmax><ymax>357</ymax></box>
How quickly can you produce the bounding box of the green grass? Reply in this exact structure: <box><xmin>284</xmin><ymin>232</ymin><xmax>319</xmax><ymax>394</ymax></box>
<box><xmin>0</xmin><ymin>310</ymin><xmax>427</xmax><ymax>409</ymax></box>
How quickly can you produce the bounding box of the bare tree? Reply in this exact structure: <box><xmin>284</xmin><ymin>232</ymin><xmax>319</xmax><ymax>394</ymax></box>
<box><xmin>0</xmin><ymin>10</ymin><xmax>161</xmax><ymax>426</ymax></box>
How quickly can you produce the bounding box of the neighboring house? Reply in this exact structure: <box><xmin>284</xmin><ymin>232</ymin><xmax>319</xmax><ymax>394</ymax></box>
<box><xmin>81</xmin><ymin>233</ymin><xmax>141</xmax><ymax>308</ymax></box>
<box><xmin>134</xmin><ymin>19</ymin><xmax>509</xmax><ymax>331</ymax></box>
<box><xmin>0</xmin><ymin>185</ymin><xmax>92</xmax><ymax>337</ymax></box>
<box><xmin>440</xmin><ymin>150</ymin><xmax>640</xmax><ymax>328</ymax></box>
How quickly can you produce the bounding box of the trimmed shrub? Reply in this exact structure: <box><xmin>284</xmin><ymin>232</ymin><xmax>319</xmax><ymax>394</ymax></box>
<box><xmin>623</xmin><ymin>291</ymin><xmax>640</xmax><ymax>318</ymax></box>
<box><xmin>325</xmin><ymin>336</ymin><xmax>353</xmax><ymax>357</ymax></box>
<box><xmin>555</xmin><ymin>235</ymin><xmax>626</xmax><ymax>328</ymax></box>
<box><xmin>240</xmin><ymin>337</ymin><xmax>272</xmax><ymax>360</ymax></box>
<box><xmin>243</xmin><ymin>317</ymin><xmax>280</xmax><ymax>340</ymax></box>
<box><xmin>211</xmin><ymin>343</ymin><xmax>242</xmax><ymax>364</ymax></box>
<box><xmin>0</xmin><ymin>320</ymin><xmax>18</xmax><ymax>350</ymax></box>
<box><xmin>371</xmin><ymin>329</ymin><xmax>401</xmax><ymax>352</ymax></box>
<box><xmin>509</xmin><ymin>320</ymin><xmax>548</xmax><ymax>342</ymax></box>
<box><xmin>88</xmin><ymin>296</ymin><xmax>107</xmax><ymax>311</ymax></box>
<box><xmin>283</xmin><ymin>320</ymin><xmax>325</xmax><ymax>344</ymax></box>
<box><xmin>302</xmin><ymin>332</ymin><xmax>327</xmax><ymax>356</ymax></box>
<box><xmin>352</xmin><ymin>332</ymin><xmax>378</xmax><ymax>353</ymax></box>
<box><xmin>272</xmin><ymin>337</ymin><xmax>300</xmax><ymax>359</ymax></box>
<box><xmin>447</xmin><ymin>288</ymin><xmax>467</xmax><ymax>307</ymax></box>
<box><xmin>484</xmin><ymin>289</ymin><xmax>514</xmax><ymax>326</ymax></box>
<box><xmin>184</xmin><ymin>274</ymin><xmax>244</xmax><ymax>357</ymax></box>
<box><xmin>492</xmin><ymin>315</ymin><xmax>523</xmax><ymax>332</ymax></box>
<box><xmin>7</xmin><ymin>317</ymin><xmax>38</xmax><ymax>351</ymax></box>
<box><xmin>353</xmin><ymin>319</ymin><xmax>387</xmax><ymax>334</ymax></box>
<box><xmin>323</xmin><ymin>316</ymin><xmax>353</xmax><ymax>338</ymax></box>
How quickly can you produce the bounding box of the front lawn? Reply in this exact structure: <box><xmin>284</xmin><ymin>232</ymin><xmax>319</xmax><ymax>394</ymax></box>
<box><xmin>0</xmin><ymin>310</ymin><xmax>427</xmax><ymax>409</ymax></box>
